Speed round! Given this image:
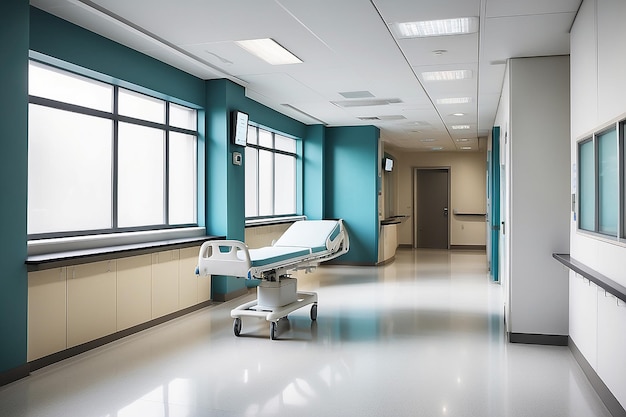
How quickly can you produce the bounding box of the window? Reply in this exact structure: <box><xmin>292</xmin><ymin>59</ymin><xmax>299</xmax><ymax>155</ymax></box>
<box><xmin>577</xmin><ymin>123</ymin><xmax>623</xmax><ymax>239</ymax></box>
<box><xmin>245</xmin><ymin>125</ymin><xmax>298</xmax><ymax>218</ymax></box>
<box><xmin>28</xmin><ymin>60</ymin><xmax>198</xmax><ymax>238</ymax></box>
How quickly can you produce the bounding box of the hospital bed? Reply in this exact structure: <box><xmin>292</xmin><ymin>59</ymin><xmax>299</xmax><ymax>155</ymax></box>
<box><xmin>196</xmin><ymin>219</ymin><xmax>349</xmax><ymax>339</ymax></box>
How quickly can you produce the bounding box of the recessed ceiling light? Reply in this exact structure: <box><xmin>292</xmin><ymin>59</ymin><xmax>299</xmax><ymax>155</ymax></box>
<box><xmin>456</xmin><ymin>138</ymin><xmax>470</xmax><ymax>142</ymax></box>
<box><xmin>422</xmin><ymin>70</ymin><xmax>472</xmax><ymax>81</ymax></box>
<box><xmin>391</xmin><ymin>17</ymin><xmax>479</xmax><ymax>39</ymax></box>
<box><xmin>235</xmin><ymin>38</ymin><xmax>302</xmax><ymax>65</ymax></box>
<box><xmin>451</xmin><ymin>124</ymin><xmax>470</xmax><ymax>130</ymax></box>
<box><xmin>431</xmin><ymin>146</ymin><xmax>444</xmax><ymax>151</ymax></box>
<box><xmin>420</xmin><ymin>138</ymin><xmax>436</xmax><ymax>142</ymax></box>
<box><xmin>436</xmin><ymin>97</ymin><xmax>472</xmax><ymax>105</ymax></box>
<box><xmin>461</xmin><ymin>146</ymin><xmax>472</xmax><ymax>150</ymax></box>
<box><xmin>452</xmin><ymin>113</ymin><xmax>465</xmax><ymax>117</ymax></box>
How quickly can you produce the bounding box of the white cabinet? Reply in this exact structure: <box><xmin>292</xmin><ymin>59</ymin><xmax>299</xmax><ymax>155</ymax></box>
<box><xmin>27</xmin><ymin>267</ymin><xmax>67</xmax><ymax>361</ymax></box>
<box><xmin>151</xmin><ymin>250</ymin><xmax>180</xmax><ymax>318</ymax></box>
<box><xmin>67</xmin><ymin>261</ymin><xmax>117</xmax><ymax>348</ymax></box>
<box><xmin>569</xmin><ymin>273</ymin><xmax>598</xmax><ymax>369</ymax></box>
<box><xmin>117</xmin><ymin>255</ymin><xmax>152</xmax><ymax>331</ymax></box>
<box><xmin>597</xmin><ymin>292</ymin><xmax>626</xmax><ymax>407</ymax></box>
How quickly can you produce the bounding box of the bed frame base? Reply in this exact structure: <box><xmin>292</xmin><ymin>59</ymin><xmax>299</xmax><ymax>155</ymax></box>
<box><xmin>231</xmin><ymin>284</ymin><xmax>318</xmax><ymax>340</ymax></box>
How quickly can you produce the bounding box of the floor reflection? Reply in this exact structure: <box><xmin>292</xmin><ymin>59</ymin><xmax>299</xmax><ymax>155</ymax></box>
<box><xmin>0</xmin><ymin>249</ymin><xmax>612</xmax><ymax>417</ymax></box>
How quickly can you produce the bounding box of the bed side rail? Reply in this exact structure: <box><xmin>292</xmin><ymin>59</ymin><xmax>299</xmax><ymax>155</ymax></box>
<box><xmin>196</xmin><ymin>240</ymin><xmax>251</xmax><ymax>278</ymax></box>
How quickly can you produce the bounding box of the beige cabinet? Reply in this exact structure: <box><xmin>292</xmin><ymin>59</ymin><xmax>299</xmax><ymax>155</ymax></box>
<box><xmin>27</xmin><ymin>267</ymin><xmax>67</xmax><ymax>361</ymax></box>
<box><xmin>67</xmin><ymin>261</ymin><xmax>117</xmax><ymax>348</ymax></box>
<box><xmin>179</xmin><ymin>246</ymin><xmax>199</xmax><ymax>309</ymax></box>
<box><xmin>117</xmin><ymin>255</ymin><xmax>152</xmax><ymax>331</ymax></box>
<box><xmin>28</xmin><ymin>244</ymin><xmax>212</xmax><ymax>361</ymax></box>
<box><xmin>151</xmin><ymin>250</ymin><xmax>180</xmax><ymax>318</ymax></box>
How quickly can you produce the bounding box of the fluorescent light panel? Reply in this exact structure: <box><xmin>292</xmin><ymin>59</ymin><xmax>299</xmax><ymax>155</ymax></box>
<box><xmin>236</xmin><ymin>38</ymin><xmax>302</xmax><ymax>65</ymax></box>
<box><xmin>393</xmin><ymin>17</ymin><xmax>478</xmax><ymax>39</ymax></box>
<box><xmin>437</xmin><ymin>97</ymin><xmax>472</xmax><ymax>105</ymax></box>
<box><xmin>451</xmin><ymin>124</ymin><xmax>470</xmax><ymax>130</ymax></box>
<box><xmin>422</xmin><ymin>70</ymin><xmax>472</xmax><ymax>81</ymax></box>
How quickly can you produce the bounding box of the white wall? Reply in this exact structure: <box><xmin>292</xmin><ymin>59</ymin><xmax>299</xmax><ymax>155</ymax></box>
<box><xmin>495</xmin><ymin>56</ymin><xmax>571</xmax><ymax>337</ymax></box>
<box><xmin>389</xmin><ymin>150</ymin><xmax>487</xmax><ymax>247</ymax></box>
<box><xmin>569</xmin><ymin>0</ymin><xmax>626</xmax><ymax>409</ymax></box>
<box><xmin>570</xmin><ymin>0</ymin><xmax>626</xmax><ymax>283</ymax></box>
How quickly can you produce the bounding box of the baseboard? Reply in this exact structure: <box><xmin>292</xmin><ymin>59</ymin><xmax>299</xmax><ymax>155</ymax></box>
<box><xmin>509</xmin><ymin>332</ymin><xmax>568</xmax><ymax>346</ymax></box>
<box><xmin>0</xmin><ymin>364</ymin><xmax>29</xmax><ymax>387</ymax></box>
<box><xmin>569</xmin><ymin>337</ymin><xmax>626</xmax><ymax>417</ymax></box>
<box><xmin>28</xmin><ymin>300</ymin><xmax>216</xmax><ymax>374</ymax></box>
<box><xmin>450</xmin><ymin>245</ymin><xmax>487</xmax><ymax>251</ymax></box>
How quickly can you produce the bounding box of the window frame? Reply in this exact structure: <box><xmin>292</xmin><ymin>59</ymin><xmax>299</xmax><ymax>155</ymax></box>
<box><xmin>244</xmin><ymin>124</ymin><xmax>300</xmax><ymax>221</ymax></box>
<box><xmin>27</xmin><ymin>59</ymin><xmax>200</xmax><ymax>240</ymax></box>
<box><xmin>576</xmin><ymin>119</ymin><xmax>625</xmax><ymax>242</ymax></box>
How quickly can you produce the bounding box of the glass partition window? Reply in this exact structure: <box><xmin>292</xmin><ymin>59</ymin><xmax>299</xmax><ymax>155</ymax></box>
<box><xmin>27</xmin><ymin>60</ymin><xmax>199</xmax><ymax>238</ymax></box>
<box><xmin>245</xmin><ymin>126</ymin><xmax>299</xmax><ymax>218</ymax></box>
<box><xmin>578</xmin><ymin>139</ymin><xmax>595</xmax><ymax>231</ymax></box>
<box><xmin>578</xmin><ymin>124</ymin><xmax>624</xmax><ymax>239</ymax></box>
<box><xmin>598</xmin><ymin>129</ymin><xmax>618</xmax><ymax>235</ymax></box>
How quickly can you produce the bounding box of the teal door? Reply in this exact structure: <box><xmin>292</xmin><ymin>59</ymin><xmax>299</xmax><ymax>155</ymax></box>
<box><xmin>489</xmin><ymin>127</ymin><xmax>501</xmax><ymax>282</ymax></box>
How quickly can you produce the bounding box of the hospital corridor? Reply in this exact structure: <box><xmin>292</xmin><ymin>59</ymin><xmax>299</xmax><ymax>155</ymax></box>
<box><xmin>0</xmin><ymin>249</ymin><xmax>611</xmax><ymax>417</ymax></box>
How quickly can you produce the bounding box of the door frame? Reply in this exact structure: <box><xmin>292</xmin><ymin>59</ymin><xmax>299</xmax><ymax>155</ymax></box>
<box><xmin>412</xmin><ymin>166</ymin><xmax>451</xmax><ymax>249</ymax></box>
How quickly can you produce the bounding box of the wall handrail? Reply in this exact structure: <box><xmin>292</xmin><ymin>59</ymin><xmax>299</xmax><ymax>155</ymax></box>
<box><xmin>553</xmin><ymin>253</ymin><xmax>626</xmax><ymax>302</ymax></box>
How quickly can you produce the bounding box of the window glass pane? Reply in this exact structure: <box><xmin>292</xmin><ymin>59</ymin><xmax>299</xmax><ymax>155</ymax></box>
<box><xmin>245</xmin><ymin>147</ymin><xmax>259</xmax><ymax>217</ymax></box>
<box><xmin>275</xmin><ymin>134</ymin><xmax>296</xmax><ymax>153</ymax></box>
<box><xmin>29</xmin><ymin>61</ymin><xmax>113</xmax><ymax>112</ymax></box>
<box><xmin>247</xmin><ymin>126</ymin><xmax>258</xmax><ymax>145</ymax></box>
<box><xmin>119</xmin><ymin>88</ymin><xmax>165</xmax><ymax>124</ymax></box>
<box><xmin>28</xmin><ymin>104</ymin><xmax>112</xmax><ymax>234</ymax></box>
<box><xmin>274</xmin><ymin>154</ymin><xmax>296</xmax><ymax>215</ymax></box>
<box><xmin>169</xmin><ymin>132</ymin><xmax>197</xmax><ymax>224</ymax></box>
<box><xmin>118</xmin><ymin>123</ymin><xmax>165</xmax><ymax>227</ymax></box>
<box><xmin>579</xmin><ymin>139</ymin><xmax>595</xmax><ymax>231</ymax></box>
<box><xmin>598</xmin><ymin>129</ymin><xmax>618</xmax><ymax>235</ymax></box>
<box><xmin>169</xmin><ymin>103</ymin><xmax>197</xmax><ymax>130</ymax></box>
<box><xmin>258</xmin><ymin>149</ymin><xmax>274</xmax><ymax>216</ymax></box>
<box><xmin>258</xmin><ymin>129</ymin><xmax>273</xmax><ymax>148</ymax></box>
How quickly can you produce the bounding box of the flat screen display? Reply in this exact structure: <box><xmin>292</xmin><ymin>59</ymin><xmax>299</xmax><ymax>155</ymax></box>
<box><xmin>232</xmin><ymin>111</ymin><xmax>249</xmax><ymax>146</ymax></box>
<box><xmin>384</xmin><ymin>157</ymin><xmax>394</xmax><ymax>171</ymax></box>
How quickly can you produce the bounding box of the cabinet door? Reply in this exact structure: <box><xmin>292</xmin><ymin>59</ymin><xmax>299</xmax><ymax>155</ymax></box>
<box><xmin>152</xmin><ymin>250</ymin><xmax>180</xmax><ymax>318</ymax></box>
<box><xmin>597</xmin><ymin>292</ymin><xmax>626</xmax><ymax>407</ymax></box>
<box><xmin>179</xmin><ymin>246</ymin><xmax>199</xmax><ymax>309</ymax></box>
<box><xmin>28</xmin><ymin>268</ymin><xmax>67</xmax><ymax>361</ymax></box>
<box><xmin>117</xmin><ymin>255</ymin><xmax>152</xmax><ymax>331</ymax></box>
<box><xmin>67</xmin><ymin>261</ymin><xmax>117</xmax><ymax>348</ymax></box>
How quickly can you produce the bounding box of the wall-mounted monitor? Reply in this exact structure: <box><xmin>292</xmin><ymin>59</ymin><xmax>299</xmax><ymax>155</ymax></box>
<box><xmin>231</xmin><ymin>110</ymin><xmax>249</xmax><ymax>146</ymax></box>
<box><xmin>383</xmin><ymin>157</ymin><xmax>394</xmax><ymax>172</ymax></box>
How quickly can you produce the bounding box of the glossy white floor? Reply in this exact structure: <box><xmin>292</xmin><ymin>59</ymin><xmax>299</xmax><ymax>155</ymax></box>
<box><xmin>0</xmin><ymin>249</ymin><xmax>613</xmax><ymax>417</ymax></box>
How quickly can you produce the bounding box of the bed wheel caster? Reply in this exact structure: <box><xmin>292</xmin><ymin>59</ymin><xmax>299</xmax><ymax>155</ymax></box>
<box><xmin>270</xmin><ymin>321</ymin><xmax>277</xmax><ymax>340</ymax></box>
<box><xmin>233</xmin><ymin>318</ymin><xmax>242</xmax><ymax>337</ymax></box>
<box><xmin>310</xmin><ymin>303</ymin><xmax>318</xmax><ymax>321</ymax></box>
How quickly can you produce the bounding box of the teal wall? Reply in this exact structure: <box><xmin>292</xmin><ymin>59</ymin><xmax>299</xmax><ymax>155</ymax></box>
<box><xmin>325</xmin><ymin>126</ymin><xmax>380</xmax><ymax>264</ymax></box>
<box><xmin>29</xmin><ymin>7</ymin><xmax>205</xmax><ymax>107</ymax></box>
<box><xmin>304</xmin><ymin>125</ymin><xmax>326</xmax><ymax>219</ymax></box>
<box><xmin>0</xmin><ymin>0</ymin><xmax>29</xmax><ymax>377</ymax></box>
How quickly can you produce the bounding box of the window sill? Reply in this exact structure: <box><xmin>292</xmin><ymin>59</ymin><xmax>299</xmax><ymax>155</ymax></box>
<box><xmin>26</xmin><ymin>227</ymin><xmax>223</xmax><ymax>272</ymax></box>
<box><xmin>245</xmin><ymin>215</ymin><xmax>306</xmax><ymax>228</ymax></box>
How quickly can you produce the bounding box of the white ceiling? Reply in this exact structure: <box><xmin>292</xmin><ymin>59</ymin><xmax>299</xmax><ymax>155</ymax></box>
<box><xmin>31</xmin><ymin>0</ymin><xmax>581</xmax><ymax>152</ymax></box>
